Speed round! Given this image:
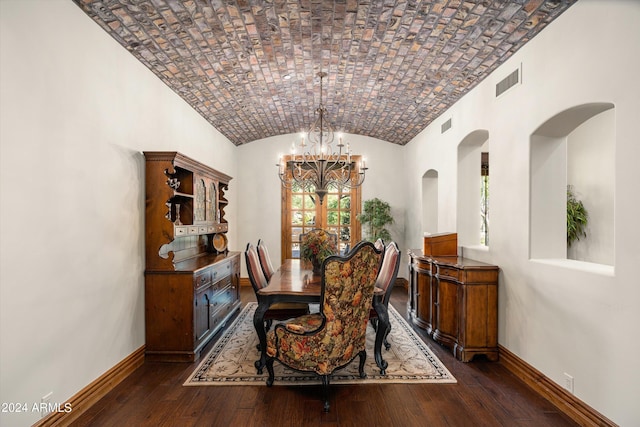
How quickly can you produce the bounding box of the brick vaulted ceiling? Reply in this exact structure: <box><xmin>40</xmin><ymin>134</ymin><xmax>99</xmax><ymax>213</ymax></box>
<box><xmin>73</xmin><ymin>0</ymin><xmax>576</xmax><ymax>146</ymax></box>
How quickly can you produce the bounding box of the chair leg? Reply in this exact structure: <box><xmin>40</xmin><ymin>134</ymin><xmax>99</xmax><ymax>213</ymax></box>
<box><xmin>321</xmin><ymin>375</ymin><xmax>330</xmax><ymax>412</ymax></box>
<box><xmin>383</xmin><ymin>325</ymin><xmax>391</xmax><ymax>350</ymax></box>
<box><xmin>266</xmin><ymin>357</ymin><xmax>275</xmax><ymax>387</ymax></box>
<box><xmin>358</xmin><ymin>350</ymin><xmax>367</xmax><ymax>379</ymax></box>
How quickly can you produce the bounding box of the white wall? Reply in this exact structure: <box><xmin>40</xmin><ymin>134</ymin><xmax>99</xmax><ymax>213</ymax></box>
<box><xmin>0</xmin><ymin>1</ymin><xmax>236</xmax><ymax>426</ymax></box>
<box><xmin>236</xmin><ymin>133</ymin><xmax>406</xmax><ymax>277</ymax></box>
<box><xmin>404</xmin><ymin>1</ymin><xmax>640</xmax><ymax>425</ymax></box>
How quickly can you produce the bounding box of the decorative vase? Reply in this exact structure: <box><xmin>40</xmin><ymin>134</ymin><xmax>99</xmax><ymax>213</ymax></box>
<box><xmin>311</xmin><ymin>257</ymin><xmax>322</xmax><ymax>275</ymax></box>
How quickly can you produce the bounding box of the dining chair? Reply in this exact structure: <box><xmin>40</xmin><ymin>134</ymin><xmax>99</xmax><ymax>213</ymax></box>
<box><xmin>264</xmin><ymin>240</ymin><xmax>383</xmax><ymax>412</ymax></box>
<box><xmin>369</xmin><ymin>241</ymin><xmax>401</xmax><ymax>374</ymax></box>
<box><xmin>244</xmin><ymin>243</ymin><xmax>310</xmax><ymax>334</ymax></box>
<box><xmin>256</xmin><ymin>239</ymin><xmax>276</xmax><ymax>281</ymax></box>
<box><xmin>374</xmin><ymin>238</ymin><xmax>385</xmax><ymax>251</ymax></box>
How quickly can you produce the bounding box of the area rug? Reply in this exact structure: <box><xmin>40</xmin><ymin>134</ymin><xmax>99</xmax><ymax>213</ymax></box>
<box><xmin>184</xmin><ymin>302</ymin><xmax>456</xmax><ymax>386</ymax></box>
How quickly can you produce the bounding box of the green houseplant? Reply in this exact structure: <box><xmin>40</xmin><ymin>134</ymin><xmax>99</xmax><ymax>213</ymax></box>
<box><xmin>567</xmin><ymin>185</ymin><xmax>588</xmax><ymax>247</ymax></box>
<box><xmin>357</xmin><ymin>198</ymin><xmax>394</xmax><ymax>242</ymax></box>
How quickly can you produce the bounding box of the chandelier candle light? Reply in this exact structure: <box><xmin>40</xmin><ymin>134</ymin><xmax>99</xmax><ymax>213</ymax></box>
<box><xmin>277</xmin><ymin>72</ymin><xmax>367</xmax><ymax>204</ymax></box>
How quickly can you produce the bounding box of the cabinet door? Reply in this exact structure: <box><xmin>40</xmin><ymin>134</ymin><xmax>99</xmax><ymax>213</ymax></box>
<box><xmin>230</xmin><ymin>254</ymin><xmax>240</xmax><ymax>302</ymax></box>
<box><xmin>194</xmin><ymin>285</ymin><xmax>213</xmax><ymax>345</ymax></box>
<box><xmin>434</xmin><ymin>277</ymin><xmax>458</xmax><ymax>347</ymax></box>
<box><xmin>415</xmin><ymin>266</ymin><xmax>434</xmax><ymax>333</ymax></box>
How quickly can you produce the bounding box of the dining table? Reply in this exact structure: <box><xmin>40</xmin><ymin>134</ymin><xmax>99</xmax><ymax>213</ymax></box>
<box><xmin>253</xmin><ymin>258</ymin><xmax>389</xmax><ymax>375</ymax></box>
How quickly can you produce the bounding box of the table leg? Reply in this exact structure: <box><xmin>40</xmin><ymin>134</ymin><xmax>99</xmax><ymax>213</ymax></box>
<box><xmin>372</xmin><ymin>299</ymin><xmax>390</xmax><ymax>375</ymax></box>
<box><xmin>253</xmin><ymin>299</ymin><xmax>269</xmax><ymax>374</ymax></box>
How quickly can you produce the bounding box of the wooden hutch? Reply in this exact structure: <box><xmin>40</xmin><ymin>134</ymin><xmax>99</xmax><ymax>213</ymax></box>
<box><xmin>143</xmin><ymin>151</ymin><xmax>240</xmax><ymax>362</ymax></box>
<box><xmin>408</xmin><ymin>233</ymin><xmax>499</xmax><ymax>362</ymax></box>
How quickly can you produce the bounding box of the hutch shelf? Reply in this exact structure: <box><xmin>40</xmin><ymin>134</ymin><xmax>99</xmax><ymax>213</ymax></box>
<box><xmin>144</xmin><ymin>151</ymin><xmax>240</xmax><ymax>362</ymax></box>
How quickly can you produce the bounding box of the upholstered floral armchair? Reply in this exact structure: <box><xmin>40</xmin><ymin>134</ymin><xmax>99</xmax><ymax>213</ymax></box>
<box><xmin>265</xmin><ymin>241</ymin><xmax>383</xmax><ymax>411</ymax></box>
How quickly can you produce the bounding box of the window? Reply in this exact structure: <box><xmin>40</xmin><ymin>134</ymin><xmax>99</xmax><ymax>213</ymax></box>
<box><xmin>281</xmin><ymin>157</ymin><xmax>362</xmax><ymax>260</ymax></box>
<box><xmin>481</xmin><ymin>152</ymin><xmax>489</xmax><ymax>246</ymax></box>
<box><xmin>457</xmin><ymin>130</ymin><xmax>489</xmax><ymax>247</ymax></box>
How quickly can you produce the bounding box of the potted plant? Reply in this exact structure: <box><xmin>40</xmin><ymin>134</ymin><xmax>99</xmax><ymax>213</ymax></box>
<box><xmin>567</xmin><ymin>185</ymin><xmax>588</xmax><ymax>247</ymax></box>
<box><xmin>357</xmin><ymin>198</ymin><xmax>394</xmax><ymax>242</ymax></box>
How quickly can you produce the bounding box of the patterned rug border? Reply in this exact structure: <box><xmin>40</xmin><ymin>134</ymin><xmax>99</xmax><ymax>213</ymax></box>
<box><xmin>184</xmin><ymin>302</ymin><xmax>456</xmax><ymax>386</ymax></box>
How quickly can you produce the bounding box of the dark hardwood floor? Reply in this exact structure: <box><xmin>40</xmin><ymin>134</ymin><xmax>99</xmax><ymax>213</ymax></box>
<box><xmin>71</xmin><ymin>287</ymin><xmax>578</xmax><ymax>427</ymax></box>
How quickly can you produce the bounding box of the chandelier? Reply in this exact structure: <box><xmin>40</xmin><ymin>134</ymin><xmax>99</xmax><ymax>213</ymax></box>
<box><xmin>277</xmin><ymin>71</ymin><xmax>367</xmax><ymax>205</ymax></box>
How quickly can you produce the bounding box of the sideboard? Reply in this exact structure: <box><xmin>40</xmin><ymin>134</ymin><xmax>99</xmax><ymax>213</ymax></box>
<box><xmin>408</xmin><ymin>249</ymin><xmax>499</xmax><ymax>362</ymax></box>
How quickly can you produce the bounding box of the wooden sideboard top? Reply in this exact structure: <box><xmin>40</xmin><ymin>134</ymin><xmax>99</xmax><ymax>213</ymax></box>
<box><xmin>146</xmin><ymin>251</ymin><xmax>240</xmax><ymax>274</ymax></box>
<box><xmin>408</xmin><ymin>249</ymin><xmax>498</xmax><ymax>270</ymax></box>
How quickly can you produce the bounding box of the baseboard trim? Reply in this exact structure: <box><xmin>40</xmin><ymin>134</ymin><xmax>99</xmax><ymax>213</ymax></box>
<box><xmin>240</xmin><ymin>277</ymin><xmax>251</xmax><ymax>287</ymax></box>
<box><xmin>33</xmin><ymin>345</ymin><xmax>145</xmax><ymax>427</ymax></box>
<box><xmin>498</xmin><ymin>345</ymin><xmax>617</xmax><ymax>427</ymax></box>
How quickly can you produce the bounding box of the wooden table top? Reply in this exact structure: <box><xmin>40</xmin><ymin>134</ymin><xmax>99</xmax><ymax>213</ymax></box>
<box><xmin>258</xmin><ymin>259</ymin><xmax>322</xmax><ymax>297</ymax></box>
<box><xmin>258</xmin><ymin>258</ymin><xmax>384</xmax><ymax>297</ymax></box>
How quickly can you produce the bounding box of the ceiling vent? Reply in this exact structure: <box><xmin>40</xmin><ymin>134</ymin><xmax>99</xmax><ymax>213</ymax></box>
<box><xmin>496</xmin><ymin>66</ymin><xmax>521</xmax><ymax>98</ymax></box>
<box><xmin>441</xmin><ymin>118</ymin><xmax>452</xmax><ymax>134</ymax></box>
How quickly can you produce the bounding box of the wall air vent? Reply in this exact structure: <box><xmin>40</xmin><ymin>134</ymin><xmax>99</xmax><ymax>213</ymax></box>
<box><xmin>496</xmin><ymin>67</ymin><xmax>520</xmax><ymax>98</ymax></box>
<box><xmin>441</xmin><ymin>118</ymin><xmax>452</xmax><ymax>134</ymax></box>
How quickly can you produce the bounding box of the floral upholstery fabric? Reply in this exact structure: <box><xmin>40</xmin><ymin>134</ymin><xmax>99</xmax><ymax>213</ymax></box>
<box><xmin>266</xmin><ymin>243</ymin><xmax>381</xmax><ymax>375</ymax></box>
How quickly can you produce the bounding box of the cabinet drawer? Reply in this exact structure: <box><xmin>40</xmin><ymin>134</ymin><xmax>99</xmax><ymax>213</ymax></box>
<box><xmin>175</xmin><ymin>226</ymin><xmax>188</xmax><ymax>236</ymax></box>
<box><xmin>210</xmin><ymin>261</ymin><xmax>231</xmax><ymax>283</ymax></box>
<box><xmin>437</xmin><ymin>266</ymin><xmax>460</xmax><ymax>280</ymax></box>
<box><xmin>210</xmin><ymin>285</ymin><xmax>235</xmax><ymax>313</ymax></box>
<box><xmin>211</xmin><ymin>275</ymin><xmax>231</xmax><ymax>293</ymax></box>
<box><xmin>194</xmin><ymin>270</ymin><xmax>211</xmax><ymax>289</ymax></box>
<box><xmin>188</xmin><ymin>226</ymin><xmax>199</xmax><ymax>235</ymax></box>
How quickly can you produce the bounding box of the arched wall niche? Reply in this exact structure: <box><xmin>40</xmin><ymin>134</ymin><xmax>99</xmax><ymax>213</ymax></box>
<box><xmin>421</xmin><ymin>169</ymin><xmax>439</xmax><ymax>233</ymax></box>
<box><xmin>530</xmin><ymin>102</ymin><xmax>615</xmax><ymax>265</ymax></box>
<box><xmin>457</xmin><ymin>129</ymin><xmax>490</xmax><ymax>247</ymax></box>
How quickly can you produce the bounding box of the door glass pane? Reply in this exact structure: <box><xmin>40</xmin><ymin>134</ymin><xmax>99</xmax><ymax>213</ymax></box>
<box><xmin>291</xmin><ymin>194</ymin><xmax>303</xmax><ymax>209</ymax></box>
<box><xmin>327</xmin><ymin>211</ymin><xmax>339</xmax><ymax>225</ymax></box>
<box><xmin>292</xmin><ymin>211</ymin><xmax>303</xmax><ymax>225</ymax></box>
<box><xmin>303</xmin><ymin>212</ymin><xmax>315</xmax><ymax>226</ymax></box>
<box><xmin>303</xmin><ymin>194</ymin><xmax>316</xmax><ymax>209</ymax></box>
<box><xmin>326</xmin><ymin>194</ymin><xmax>339</xmax><ymax>207</ymax></box>
<box><xmin>195</xmin><ymin>178</ymin><xmax>206</xmax><ymax>222</ymax></box>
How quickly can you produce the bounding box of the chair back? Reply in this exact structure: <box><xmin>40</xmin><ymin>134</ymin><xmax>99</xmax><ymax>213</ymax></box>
<box><xmin>245</xmin><ymin>243</ymin><xmax>268</xmax><ymax>293</ymax></box>
<box><xmin>256</xmin><ymin>239</ymin><xmax>276</xmax><ymax>281</ymax></box>
<box><xmin>375</xmin><ymin>242</ymin><xmax>401</xmax><ymax>304</ymax></box>
<box><xmin>319</xmin><ymin>241</ymin><xmax>383</xmax><ymax>359</ymax></box>
<box><xmin>374</xmin><ymin>238</ymin><xmax>385</xmax><ymax>251</ymax></box>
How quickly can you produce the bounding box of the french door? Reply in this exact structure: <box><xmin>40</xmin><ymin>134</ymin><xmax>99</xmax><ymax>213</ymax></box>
<box><xmin>281</xmin><ymin>157</ymin><xmax>362</xmax><ymax>261</ymax></box>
